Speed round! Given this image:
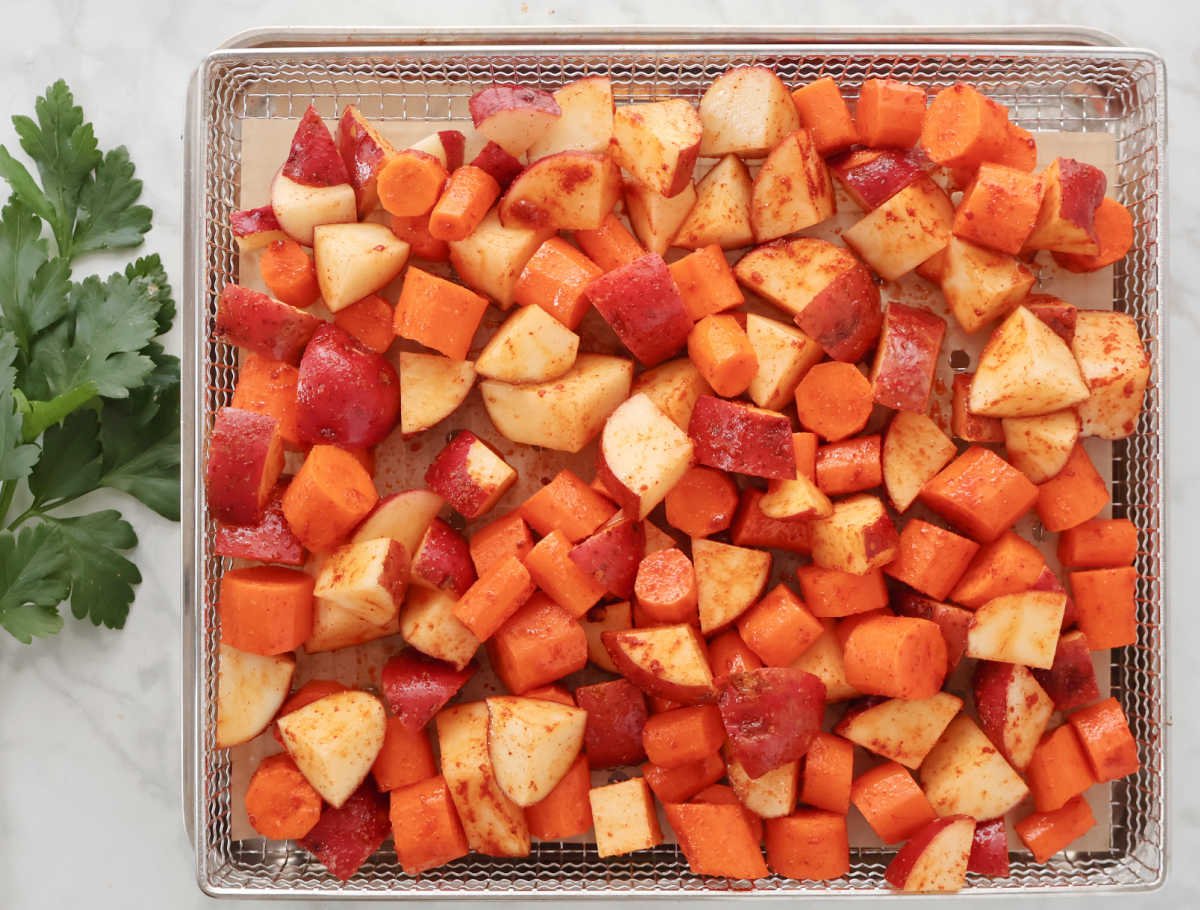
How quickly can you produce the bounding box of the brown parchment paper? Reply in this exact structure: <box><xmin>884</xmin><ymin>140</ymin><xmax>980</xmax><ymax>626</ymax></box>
<box><xmin>225</xmin><ymin>116</ymin><xmax>1116</xmax><ymax>853</ymax></box>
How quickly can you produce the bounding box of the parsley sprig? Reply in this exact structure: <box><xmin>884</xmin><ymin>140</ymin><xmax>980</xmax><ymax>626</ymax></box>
<box><xmin>0</xmin><ymin>81</ymin><xmax>178</xmax><ymax>643</ymax></box>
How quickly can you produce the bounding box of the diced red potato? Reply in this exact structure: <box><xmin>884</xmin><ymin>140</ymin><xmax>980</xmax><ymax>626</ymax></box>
<box><xmin>829</xmin><ymin>148</ymin><xmax>926</xmax><ymax>211</ymax></box>
<box><xmin>410</xmin><ymin>518</ymin><xmax>477</xmax><ymax>598</ymax></box>
<box><xmin>214</xmin><ymin>484</ymin><xmax>306</xmax><ymax>566</ymax></box>
<box><xmin>717</xmin><ymin>667</ymin><xmax>826</xmax><ymax>779</ymax></box>
<box><xmin>602</xmin><ymin>624</ymin><xmax>716</xmax><ymax>705</ymax></box>
<box><xmin>424</xmin><ymin>431</ymin><xmax>518</xmax><ymax>520</ymax></box>
<box><xmin>298</xmin><ymin>783</ymin><xmax>392</xmax><ymax>881</ymax></box>
<box><xmin>469</xmin><ymin>85</ymin><xmax>561</xmax><ymax>157</ymax></box>
<box><xmin>381</xmin><ymin>650</ymin><xmax>477</xmax><ymax>732</ymax></box>
<box><xmin>296</xmin><ymin>324</ymin><xmax>400</xmax><ymax>449</ymax></box>
<box><xmin>569</xmin><ymin>518</ymin><xmax>645</xmax><ymax>600</ymax></box>
<box><xmin>216</xmin><ymin>284</ymin><xmax>321</xmax><ymax>365</ymax></box>
<box><xmin>206</xmin><ymin>407</ymin><xmax>285</xmax><ymax>526</ymax></box>
<box><xmin>585</xmin><ymin>253</ymin><xmax>693</xmax><ymax>368</ymax></box>
<box><xmin>337</xmin><ymin>104</ymin><xmax>398</xmax><ymax>216</ymax></box>
<box><xmin>230</xmin><ymin>205</ymin><xmax>287</xmax><ymax>251</ymax></box>
<box><xmin>575</xmin><ymin>678</ymin><xmax>649</xmax><ymax>768</ymax></box>
<box><xmin>688</xmin><ymin>395</ymin><xmax>795</xmax><ymax>480</ymax></box>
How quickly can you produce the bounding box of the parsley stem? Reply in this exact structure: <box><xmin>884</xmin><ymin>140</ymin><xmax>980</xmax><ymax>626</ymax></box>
<box><xmin>7</xmin><ymin>505</ymin><xmax>37</xmax><ymax>530</ymax></box>
<box><xmin>0</xmin><ymin>480</ymin><xmax>14</xmax><ymax>525</ymax></box>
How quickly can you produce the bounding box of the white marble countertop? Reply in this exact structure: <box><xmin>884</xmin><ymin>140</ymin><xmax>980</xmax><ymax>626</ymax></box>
<box><xmin>0</xmin><ymin>1</ymin><xmax>1189</xmax><ymax>907</ymax></box>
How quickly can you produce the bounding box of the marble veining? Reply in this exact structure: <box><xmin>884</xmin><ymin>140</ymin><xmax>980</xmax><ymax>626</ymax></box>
<box><xmin>0</xmin><ymin>2</ymin><xmax>1191</xmax><ymax>908</ymax></box>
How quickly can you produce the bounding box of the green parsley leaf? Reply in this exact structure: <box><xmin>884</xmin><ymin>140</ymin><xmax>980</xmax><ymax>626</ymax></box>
<box><xmin>28</xmin><ymin>408</ymin><xmax>102</xmax><ymax>508</ymax></box>
<box><xmin>73</xmin><ymin>147</ymin><xmax>152</xmax><ymax>256</ymax></box>
<box><xmin>0</xmin><ymin>524</ymin><xmax>71</xmax><ymax>642</ymax></box>
<box><xmin>43</xmin><ymin>511</ymin><xmax>140</xmax><ymax>629</ymax></box>
<box><xmin>100</xmin><ymin>377</ymin><xmax>180</xmax><ymax>520</ymax></box>
<box><xmin>5</xmin><ymin>80</ymin><xmax>101</xmax><ymax>258</ymax></box>
<box><xmin>0</xmin><ymin>332</ymin><xmax>39</xmax><ymax>482</ymax></box>
<box><xmin>124</xmin><ymin>253</ymin><xmax>174</xmax><ymax>333</ymax></box>
<box><xmin>0</xmin><ymin>199</ymin><xmax>69</xmax><ymax>353</ymax></box>
<box><xmin>25</xmin><ymin>269</ymin><xmax>159</xmax><ymax>400</ymax></box>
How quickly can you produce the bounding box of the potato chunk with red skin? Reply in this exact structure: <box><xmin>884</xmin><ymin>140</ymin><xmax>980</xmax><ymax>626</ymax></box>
<box><xmin>296</xmin><ymin>324</ymin><xmax>400</xmax><ymax>449</ymax></box>
<box><xmin>380</xmin><ymin>650</ymin><xmax>477</xmax><ymax>733</ymax></box>
<box><xmin>298</xmin><ymin>783</ymin><xmax>391</xmax><ymax>882</ymax></box>
<box><xmin>206</xmin><ymin>407</ymin><xmax>285</xmax><ymax>526</ymax></box>
<box><xmin>577</xmin><ymin>678</ymin><xmax>649</xmax><ymax>768</ymax></box>
<box><xmin>217</xmin><ymin>284</ymin><xmax>321</xmax><ymax>365</ymax></box>
<box><xmin>688</xmin><ymin>395</ymin><xmax>796</xmax><ymax>480</ymax></box>
<box><xmin>424</xmin><ymin>430</ymin><xmax>517</xmax><ymax>520</ymax></box>
<box><xmin>585</xmin><ymin>253</ymin><xmax>693</xmax><ymax>367</ymax></box>
<box><xmin>718</xmin><ymin>667</ymin><xmax>826</xmax><ymax>779</ymax></box>
<box><xmin>871</xmin><ymin>303</ymin><xmax>946</xmax><ymax>412</ymax></box>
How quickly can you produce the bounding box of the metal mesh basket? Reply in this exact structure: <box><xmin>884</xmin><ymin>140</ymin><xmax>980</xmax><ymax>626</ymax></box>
<box><xmin>182</xmin><ymin>27</ymin><xmax>1167</xmax><ymax>898</ymax></box>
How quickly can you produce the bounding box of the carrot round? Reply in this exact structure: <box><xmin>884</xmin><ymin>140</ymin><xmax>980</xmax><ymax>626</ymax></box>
<box><xmin>857</xmin><ymin>78</ymin><xmax>926</xmax><ymax>148</ymax></box>
<box><xmin>664</xmin><ymin>466</ymin><xmax>739</xmax><ymax>538</ymax></box>
<box><xmin>377</xmin><ymin>149</ymin><xmax>448</xmax><ymax>217</ymax></box>
<box><xmin>245</xmin><ymin>753</ymin><xmax>323</xmax><ymax>840</ymax></box>
<box><xmin>920</xmin><ymin>83</ymin><xmax>1010</xmax><ymax>174</ymax></box>
<box><xmin>218</xmin><ymin>565</ymin><xmax>314</xmax><ymax>656</ymax></box>
<box><xmin>794</xmin><ymin>362</ymin><xmax>873</xmax><ymax>442</ymax></box>
<box><xmin>1053</xmin><ymin>197</ymin><xmax>1135</xmax><ymax>272</ymax></box>
<box><xmin>634</xmin><ymin>548</ymin><xmax>699</xmax><ymax>624</ymax></box>
<box><xmin>842</xmin><ymin>614</ymin><xmax>947</xmax><ymax>700</ymax></box>
<box><xmin>687</xmin><ymin>314</ymin><xmax>758</xmax><ymax>398</ymax></box>
<box><xmin>260</xmin><ymin>238</ymin><xmax>320</xmax><ymax>309</ymax></box>
<box><xmin>428</xmin><ymin>165</ymin><xmax>500</xmax><ymax>242</ymax></box>
<box><xmin>642</xmin><ymin>705</ymin><xmax>726</xmax><ymax>768</ymax></box>
<box><xmin>332</xmin><ymin>293</ymin><xmax>395</xmax><ymax>354</ymax></box>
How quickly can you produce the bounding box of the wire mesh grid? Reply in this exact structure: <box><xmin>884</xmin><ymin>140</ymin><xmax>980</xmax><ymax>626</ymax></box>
<box><xmin>186</xmin><ymin>39</ymin><xmax>1166</xmax><ymax>897</ymax></box>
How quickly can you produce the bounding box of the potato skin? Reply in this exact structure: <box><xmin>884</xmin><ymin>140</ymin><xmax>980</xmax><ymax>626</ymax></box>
<box><xmin>296</xmin><ymin>323</ymin><xmax>400</xmax><ymax>448</ymax></box>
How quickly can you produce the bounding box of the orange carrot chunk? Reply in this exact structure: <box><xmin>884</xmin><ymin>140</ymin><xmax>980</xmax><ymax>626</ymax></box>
<box><xmin>1070</xmin><ymin>566</ymin><xmax>1138</xmax><ymax>649</ymax></box>
<box><xmin>920</xmin><ymin>82</ymin><xmax>1010</xmax><ymax>175</ymax></box>
<box><xmin>952</xmin><ymin>163</ymin><xmax>1043</xmax><ymax>255</ymax></box>
<box><xmin>372</xmin><ymin>718</ymin><xmax>437</xmax><ymax>791</ymax></box>
<box><xmin>799</xmin><ymin>732</ymin><xmax>855</xmax><ymax>815</ymax></box>
<box><xmin>245</xmin><ymin>753</ymin><xmax>323</xmax><ymax>840</ymax></box>
<box><xmin>332</xmin><ymin>293</ymin><xmax>395</xmax><ymax>354</ymax></box>
<box><xmin>791</xmin><ymin>77</ymin><xmax>858</xmax><ymax>156</ymax></box>
<box><xmin>523</xmin><ymin>529</ymin><xmax>606</xmax><ymax>618</ymax></box>
<box><xmin>668</xmin><ymin>244</ymin><xmax>745</xmax><ymax>321</ymax></box>
<box><xmin>737</xmin><ymin>583</ymin><xmax>823</xmax><ymax>667</ymax></box>
<box><xmin>634</xmin><ymin>548</ymin><xmax>699</xmax><ymax>625</ymax></box>
<box><xmin>850</xmin><ymin>761</ymin><xmax>938</xmax><ymax>843</ymax></box>
<box><xmin>642</xmin><ymin>706</ymin><xmax>726</xmax><ymax>768</ymax></box>
<box><xmin>1036</xmin><ymin>443</ymin><xmax>1110</xmax><ymax>533</ymax></box>
<box><xmin>688</xmin><ymin>314</ymin><xmax>759</xmax><ymax>398</ymax></box>
<box><xmin>452</xmin><ymin>554</ymin><xmax>535</xmax><ymax>642</ymax></box>
<box><xmin>1058</xmin><ymin>518</ymin><xmax>1138</xmax><ymax>569</ymax></box>
<box><xmin>389</xmin><ymin>776</ymin><xmax>470</xmax><ymax>875</ymax></box>
<box><xmin>394</xmin><ymin>266</ymin><xmax>489</xmax><ymax>361</ymax></box>
<box><xmin>815</xmin><ymin>436</ymin><xmax>882</xmax><ymax>496</ymax></box>
<box><xmin>231</xmin><ymin>353</ymin><xmax>302</xmax><ymax>449</ymax></box>
<box><xmin>218</xmin><ymin>565</ymin><xmax>314</xmax><ymax>656</ymax></box>
<box><xmin>573</xmin><ymin>212</ymin><xmax>646</xmax><ymax>271</ymax></box>
<box><xmin>842</xmin><ymin>615</ymin><xmax>947</xmax><ymax>700</ymax></box>
<box><xmin>525</xmin><ymin>753</ymin><xmax>593</xmax><ymax>840</ymax></box>
<box><xmin>1015</xmin><ymin>795</ymin><xmax>1096</xmax><ymax>864</ymax></box>
<box><xmin>519</xmin><ymin>469</ymin><xmax>618</xmax><ymax>543</ymax></box>
<box><xmin>919</xmin><ymin>446</ymin><xmax>1038</xmax><ymax>543</ymax></box>
<box><xmin>1068</xmin><ymin>696</ymin><xmax>1141</xmax><ymax>782</ymax></box>
<box><xmin>513</xmin><ymin>237</ymin><xmax>604</xmax><ymax>330</ymax></box>
<box><xmin>642</xmin><ymin>752</ymin><xmax>726</xmax><ymax>804</ymax></box>
<box><xmin>796</xmin><ymin>565</ymin><xmax>888</xmax><ymax>618</ymax></box>
<box><xmin>665</xmin><ymin>802</ymin><xmax>768</xmax><ymax>879</ymax></box>
<box><xmin>664</xmin><ymin>465</ymin><xmax>739</xmax><ymax>539</ymax></box>
<box><xmin>1026</xmin><ymin>724</ymin><xmax>1097</xmax><ymax>812</ymax></box>
<box><xmin>857</xmin><ymin>78</ymin><xmax>926</xmax><ymax>148</ymax></box>
<box><xmin>766</xmin><ymin>810</ymin><xmax>850</xmax><ymax>880</ymax></box>
<box><xmin>884</xmin><ymin>519</ymin><xmax>980</xmax><ymax>601</ymax></box>
<box><xmin>795</xmin><ymin>362</ymin><xmax>874</xmax><ymax>442</ymax></box>
<box><xmin>260</xmin><ymin>238</ymin><xmax>321</xmax><ymax>309</ymax></box>
<box><xmin>487</xmin><ymin>593</ymin><xmax>588</xmax><ymax>694</ymax></box>
<box><xmin>428</xmin><ymin>164</ymin><xmax>501</xmax><ymax>241</ymax></box>
<box><xmin>469</xmin><ymin>511</ymin><xmax>534</xmax><ymax>576</ymax></box>
<box><xmin>377</xmin><ymin>149</ymin><xmax>448</xmax><ymax>217</ymax></box>
<box><xmin>281</xmin><ymin>444</ymin><xmax>378</xmax><ymax>553</ymax></box>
